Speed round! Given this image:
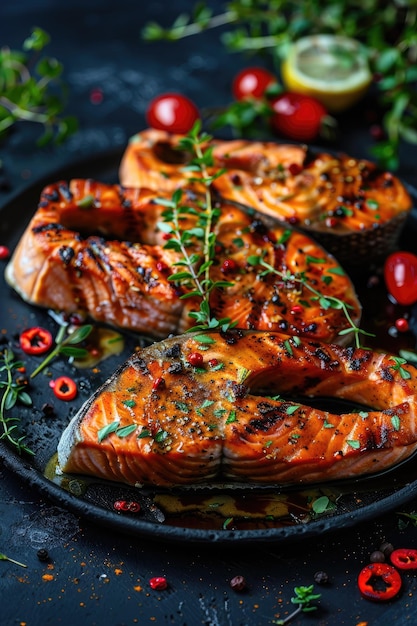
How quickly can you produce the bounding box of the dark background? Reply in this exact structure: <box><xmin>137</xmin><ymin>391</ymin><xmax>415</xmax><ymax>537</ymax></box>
<box><xmin>1</xmin><ymin>2</ymin><xmax>417</xmax><ymax>625</ymax></box>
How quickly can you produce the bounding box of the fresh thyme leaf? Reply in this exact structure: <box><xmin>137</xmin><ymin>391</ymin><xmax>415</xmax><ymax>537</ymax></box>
<box><xmin>97</xmin><ymin>421</ymin><xmax>120</xmax><ymax>442</ymax></box>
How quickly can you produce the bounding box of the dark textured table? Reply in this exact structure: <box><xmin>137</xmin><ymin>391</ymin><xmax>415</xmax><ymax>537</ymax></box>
<box><xmin>1</xmin><ymin>3</ymin><xmax>417</xmax><ymax>625</ymax></box>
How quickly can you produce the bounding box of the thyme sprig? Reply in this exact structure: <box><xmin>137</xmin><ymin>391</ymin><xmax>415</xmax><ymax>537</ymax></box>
<box><xmin>0</xmin><ymin>27</ymin><xmax>77</xmax><ymax>145</ymax></box>
<box><xmin>0</xmin><ymin>348</ymin><xmax>33</xmax><ymax>455</ymax></box>
<box><xmin>30</xmin><ymin>323</ymin><xmax>93</xmax><ymax>379</ymax></box>
<box><xmin>273</xmin><ymin>584</ymin><xmax>321</xmax><ymax>625</ymax></box>
<box><xmin>143</xmin><ymin>0</ymin><xmax>417</xmax><ymax>170</ymax></box>
<box><xmin>156</xmin><ymin>121</ymin><xmax>235</xmax><ymax>331</ymax></box>
<box><xmin>247</xmin><ymin>253</ymin><xmax>373</xmax><ymax>348</ymax></box>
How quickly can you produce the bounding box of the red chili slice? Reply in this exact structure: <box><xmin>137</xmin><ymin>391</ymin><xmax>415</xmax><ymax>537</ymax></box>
<box><xmin>20</xmin><ymin>327</ymin><xmax>53</xmax><ymax>355</ymax></box>
<box><xmin>358</xmin><ymin>562</ymin><xmax>402</xmax><ymax>601</ymax></box>
<box><xmin>390</xmin><ymin>548</ymin><xmax>417</xmax><ymax>570</ymax></box>
<box><xmin>50</xmin><ymin>376</ymin><xmax>78</xmax><ymax>401</ymax></box>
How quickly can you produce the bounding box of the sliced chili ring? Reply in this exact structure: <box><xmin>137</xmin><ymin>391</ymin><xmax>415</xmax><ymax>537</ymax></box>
<box><xmin>358</xmin><ymin>562</ymin><xmax>402</xmax><ymax>602</ymax></box>
<box><xmin>390</xmin><ymin>548</ymin><xmax>417</xmax><ymax>570</ymax></box>
<box><xmin>20</xmin><ymin>326</ymin><xmax>53</xmax><ymax>356</ymax></box>
<box><xmin>50</xmin><ymin>376</ymin><xmax>78</xmax><ymax>401</ymax></box>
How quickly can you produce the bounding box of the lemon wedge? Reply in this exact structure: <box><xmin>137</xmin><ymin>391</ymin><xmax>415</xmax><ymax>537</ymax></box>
<box><xmin>281</xmin><ymin>35</ymin><xmax>372</xmax><ymax>113</ymax></box>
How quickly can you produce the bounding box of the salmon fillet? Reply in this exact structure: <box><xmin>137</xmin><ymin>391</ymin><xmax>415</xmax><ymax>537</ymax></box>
<box><xmin>5</xmin><ymin>179</ymin><xmax>361</xmax><ymax>342</ymax></box>
<box><xmin>57</xmin><ymin>330</ymin><xmax>417</xmax><ymax>487</ymax></box>
<box><xmin>119</xmin><ymin>129</ymin><xmax>412</xmax><ymax>263</ymax></box>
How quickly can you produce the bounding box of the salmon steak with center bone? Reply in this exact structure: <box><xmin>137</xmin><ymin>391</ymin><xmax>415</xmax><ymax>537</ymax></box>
<box><xmin>119</xmin><ymin>129</ymin><xmax>412</xmax><ymax>265</ymax></box>
<box><xmin>57</xmin><ymin>330</ymin><xmax>417</xmax><ymax>487</ymax></box>
<box><xmin>5</xmin><ymin>179</ymin><xmax>360</xmax><ymax>343</ymax></box>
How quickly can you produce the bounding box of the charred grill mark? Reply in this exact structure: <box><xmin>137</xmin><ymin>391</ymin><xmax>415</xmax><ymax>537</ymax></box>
<box><xmin>164</xmin><ymin>343</ymin><xmax>181</xmax><ymax>359</ymax></box>
<box><xmin>220</xmin><ymin>329</ymin><xmax>244</xmax><ymax>345</ymax></box>
<box><xmin>58</xmin><ymin>245</ymin><xmax>75</xmax><ymax>265</ymax></box>
<box><xmin>167</xmin><ymin>362</ymin><xmax>183</xmax><ymax>374</ymax></box>
<box><xmin>58</xmin><ymin>183</ymin><xmax>73</xmax><ymax>201</ymax></box>
<box><xmin>246</xmin><ymin>406</ymin><xmax>287</xmax><ymax>433</ymax></box>
<box><xmin>32</xmin><ymin>222</ymin><xmax>65</xmax><ymax>234</ymax></box>
<box><xmin>381</xmin><ymin>367</ymin><xmax>395</xmax><ymax>382</ymax></box>
<box><xmin>230</xmin><ymin>382</ymin><xmax>247</xmax><ymax>399</ymax></box>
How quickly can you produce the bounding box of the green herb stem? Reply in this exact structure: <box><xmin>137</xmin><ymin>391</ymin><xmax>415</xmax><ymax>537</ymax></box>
<box><xmin>249</xmin><ymin>255</ymin><xmax>372</xmax><ymax>348</ymax></box>
<box><xmin>0</xmin><ymin>552</ymin><xmax>27</xmax><ymax>568</ymax></box>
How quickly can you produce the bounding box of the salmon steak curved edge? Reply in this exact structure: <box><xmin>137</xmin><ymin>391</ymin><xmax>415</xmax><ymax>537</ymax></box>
<box><xmin>57</xmin><ymin>330</ymin><xmax>417</xmax><ymax>487</ymax></box>
<box><xmin>119</xmin><ymin>129</ymin><xmax>412</xmax><ymax>264</ymax></box>
<box><xmin>4</xmin><ymin>179</ymin><xmax>361</xmax><ymax>343</ymax></box>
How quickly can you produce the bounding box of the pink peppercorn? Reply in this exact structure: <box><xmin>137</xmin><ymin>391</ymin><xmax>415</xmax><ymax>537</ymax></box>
<box><xmin>221</xmin><ymin>259</ymin><xmax>237</xmax><ymax>274</ymax></box>
<box><xmin>187</xmin><ymin>352</ymin><xmax>203</xmax><ymax>367</ymax></box>
<box><xmin>395</xmin><ymin>318</ymin><xmax>409</xmax><ymax>332</ymax></box>
<box><xmin>152</xmin><ymin>377</ymin><xmax>165</xmax><ymax>391</ymax></box>
<box><xmin>288</xmin><ymin>163</ymin><xmax>302</xmax><ymax>176</ymax></box>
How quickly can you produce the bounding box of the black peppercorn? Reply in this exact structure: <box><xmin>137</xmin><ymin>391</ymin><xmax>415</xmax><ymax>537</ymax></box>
<box><xmin>379</xmin><ymin>541</ymin><xmax>394</xmax><ymax>558</ymax></box>
<box><xmin>37</xmin><ymin>548</ymin><xmax>50</xmax><ymax>562</ymax></box>
<box><xmin>313</xmin><ymin>570</ymin><xmax>329</xmax><ymax>585</ymax></box>
<box><xmin>370</xmin><ymin>550</ymin><xmax>386</xmax><ymax>563</ymax></box>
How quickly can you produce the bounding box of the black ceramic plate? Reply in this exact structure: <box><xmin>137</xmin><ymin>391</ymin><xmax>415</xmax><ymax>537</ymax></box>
<box><xmin>1</xmin><ymin>150</ymin><xmax>417</xmax><ymax>545</ymax></box>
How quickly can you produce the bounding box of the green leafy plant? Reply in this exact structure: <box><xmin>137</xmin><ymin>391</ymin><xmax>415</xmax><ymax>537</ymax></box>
<box><xmin>0</xmin><ymin>348</ymin><xmax>33</xmax><ymax>455</ymax></box>
<box><xmin>143</xmin><ymin>0</ymin><xmax>417</xmax><ymax>170</ymax></box>
<box><xmin>156</xmin><ymin>121</ymin><xmax>236</xmax><ymax>331</ymax></box>
<box><xmin>273</xmin><ymin>584</ymin><xmax>321</xmax><ymax>625</ymax></box>
<box><xmin>0</xmin><ymin>27</ymin><xmax>77</xmax><ymax>145</ymax></box>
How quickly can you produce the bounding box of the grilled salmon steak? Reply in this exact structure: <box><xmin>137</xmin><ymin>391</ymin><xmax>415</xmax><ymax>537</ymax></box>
<box><xmin>57</xmin><ymin>330</ymin><xmax>417</xmax><ymax>487</ymax></box>
<box><xmin>5</xmin><ymin>179</ymin><xmax>361</xmax><ymax>342</ymax></box>
<box><xmin>119</xmin><ymin>129</ymin><xmax>412</xmax><ymax>264</ymax></box>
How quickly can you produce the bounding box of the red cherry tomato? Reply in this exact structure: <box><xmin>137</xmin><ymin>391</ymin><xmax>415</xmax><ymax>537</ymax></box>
<box><xmin>384</xmin><ymin>251</ymin><xmax>417</xmax><ymax>306</ymax></box>
<box><xmin>270</xmin><ymin>92</ymin><xmax>327</xmax><ymax>142</ymax></box>
<box><xmin>19</xmin><ymin>327</ymin><xmax>53</xmax><ymax>356</ymax></box>
<box><xmin>50</xmin><ymin>376</ymin><xmax>78</xmax><ymax>401</ymax></box>
<box><xmin>232</xmin><ymin>66</ymin><xmax>276</xmax><ymax>100</ymax></box>
<box><xmin>146</xmin><ymin>93</ymin><xmax>199</xmax><ymax>134</ymax></box>
<box><xmin>390</xmin><ymin>548</ymin><xmax>417</xmax><ymax>570</ymax></box>
<box><xmin>357</xmin><ymin>562</ymin><xmax>402</xmax><ymax>602</ymax></box>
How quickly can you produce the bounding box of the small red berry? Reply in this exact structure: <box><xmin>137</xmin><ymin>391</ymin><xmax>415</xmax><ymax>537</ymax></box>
<box><xmin>290</xmin><ymin>305</ymin><xmax>303</xmax><ymax>314</ymax></box>
<box><xmin>221</xmin><ymin>259</ymin><xmax>238</xmax><ymax>274</ymax></box>
<box><xmin>89</xmin><ymin>88</ymin><xmax>104</xmax><ymax>105</ymax></box>
<box><xmin>325</xmin><ymin>217</ymin><xmax>338</xmax><ymax>228</ymax></box>
<box><xmin>149</xmin><ymin>576</ymin><xmax>168</xmax><ymax>590</ymax></box>
<box><xmin>187</xmin><ymin>352</ymin><xmax>204</xmax><ymax>367</ymax></box>
<box><xmin>156</xmin><ymin>261</ymin><xmax>169</xmax><ymax>273</ymax></box>
<box><xmin>208</xmin><ymin>358</ymin><xmax>219</xmax><ymax>368</ymax></box>
<box><xmin>152</xmin><ymin>377</ymin><xmax>165</xmax><ymax>391</ymax></box>
<box><xmin>395</xmin><ymin>317</ymin><xmax>409</xmax><ymax>332</ymax></box>
<box><xmin>113</xmin><ymin>500</ymin><xmax>127</xmax><ymax>511</ymax></box>
<box><xmin>288</xmin><ymin>163</ymin><xmax>302</xmax><ymax>176</ymax></box>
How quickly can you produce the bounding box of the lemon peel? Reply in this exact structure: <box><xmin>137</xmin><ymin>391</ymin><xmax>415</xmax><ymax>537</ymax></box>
<box><xmin>281</xmin><ymin>35</ymin><xmax>372</xmax><ymax>113</ymax></box>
